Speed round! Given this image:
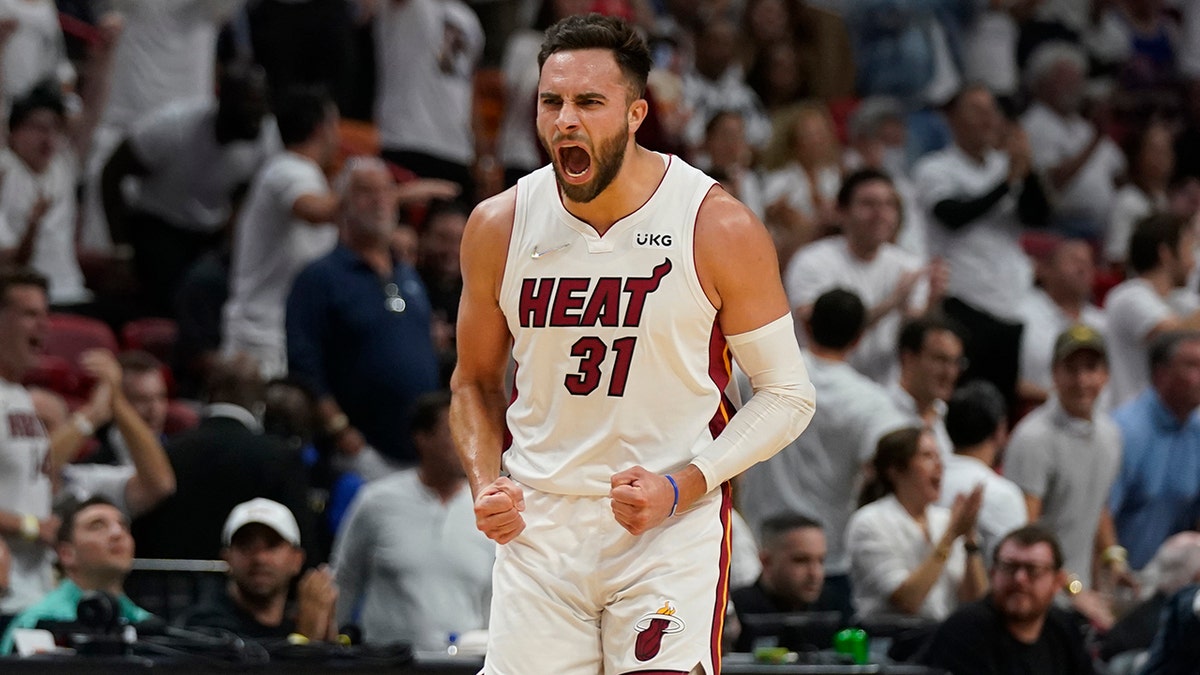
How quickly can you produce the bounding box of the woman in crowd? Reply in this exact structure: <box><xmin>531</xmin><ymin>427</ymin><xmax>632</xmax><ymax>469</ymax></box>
<box><xmin>847</xmin><ymin>427</ymin><xmax>988</xmax><ymax>621</ymax></box>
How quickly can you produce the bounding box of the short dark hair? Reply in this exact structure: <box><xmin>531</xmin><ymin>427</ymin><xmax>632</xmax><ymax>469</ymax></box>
<box><xmin>941</xmin><ymin>82</ymin><xmax>993</xmax><ymax>115</ymax></box>
<box><xmin>946</xmin><ymin>380</ymin><xmax>1007</xmax><ymax>449</ymax></box>
<box><xmin>704</xmin><ymin>109</ymin><xmax>744</xmax><ymax>139</ymax></box>
<box><xmin>1128</xmin><ymin>213</ymin><xmax>1189</xmax><ymax>274</ymax></box>
<box><xmin>0</xmin><ymin>266</ymin><xmax>48</xmax><ymax>309</ymax></box>
<box><xmin>993</xmin><ymin>524</ymin><xmax>1064</xmax><ymax>570</ymax></box>
<box><xmin>275</xmin><ymin>86</ymin><xmax>335</xmax><ymax>147</ymax></box>
<box><xmin>759</xmin><ymin>512</ymin><xmax>823</xmax><ymax>550</ymax></box>
<box><xmin>1149</xmin><ymin>330</ymin><xmax>1200</xmax><ymax>374</ymax></box>
<box><xmin>9</xmin><ymin>80</ymin><xmax>65</xmax><ymax>132</ymax></box>
<box><xmin>57</xmin><ymin>496</ymin><xmax>122</xmax><ymax>545</ymax></box>
<box><xmin>837</xmin><ymin>168</ymin><xmax>895</xmax><ymax>209</ymax></box>
<box><xmin>808</xmin><ymin>288</ymin><xmax>866</xmax><ymax>350</ymax></box>
<box><xmin>118</xmin><ymin>350</ymin><xmax>164</xmax><ymax>376</ymax></box>
<box><xmin>897</xmin><ymin>313</ymin><xmax>968</xmax><ymax>358</ymax></box>
<box><xmin>538</xmin><ymin>13</ymin><xmax>652</xmax><ymax>99</ymax></box>
<box><xmin>411</xmin><ymin>390</ymin><xmax>451</xmax><ymax>436</ymax></box>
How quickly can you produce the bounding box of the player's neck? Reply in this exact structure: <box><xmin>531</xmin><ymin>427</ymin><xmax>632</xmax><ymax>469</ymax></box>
<box><xmin>562</xmin><ymin>145</ymin><xmax>666</xmax><ymax>235</ymax></box>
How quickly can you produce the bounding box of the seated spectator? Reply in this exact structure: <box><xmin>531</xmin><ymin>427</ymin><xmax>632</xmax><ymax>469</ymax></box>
<box><xmin>841</xmin><ymin>97</ymin><xmax>928</xmax><ymax>260</ymax></box>
<box><xmin>1017</xmin><ymin>238</ymin><xmax>1107</xmax><ymax>405</ymax></box>
<box><xmin>0</xmin><ymin>497</ymin><xmax>149</xmax><ymax>654</ymax></box>
<box><xmin>785</xmin><ymin>169</ymin><xmax>946</xmax><ymax>385</ymax></box>
<box><xmin>762</xmin><ymin>104</ymin><xmax>842</xmax><ymax>263</ymax></box>
<box><xmin>332</xmin><ymin>391</ymin><xmax>493</xmax><ymax>649</ymax></box>
<box><xmin>1100</xmin><ymin>531</ymin><xmax>1200</xmax><ymax>663</ymax></box>
<box><xmin>741</xmin><ymin>289</ymin><xmax>908</xmax><ymax>616</ymax></box>
<box><xmin>101</xmin><ymin>64</ymin><xmax>279</xmax><ymax>315</ymax></box>
<box><xmin>41</xmin><ymin>350</ymin><xmax>176</xmax><ymax>517</ymax></box>
<box><xmin>1138</xmin><ymin>583</ymin><xmax>1200</xmax><ymax>675</ymax></box>
<box><xmin>680</xmin><ymin>16</ymin><xmax>772</xmax><ymax>152</ymax></box>
<box><xmin>0</xmin><ymin>269</ymin><xmax>59</xmax><ymax>621</ymax></box>
<box><xmin>1020</xmin><ymin>42</ymin><xmax>1124</xmax><ymax>242</ymax></box>
<box><xmin>1007</xmin><ymin>325</ymin><xmax>1124</xmax><ymax>593</ymax></box>
<box><xmin>848</xmin><ymin>427</ymin><xmax>988</xmax><ymax>621</ymax></box>
<box><xmin>692</xmin><ymin>110</ymin><xmax>765</xmax><ymax>221</ymax></box>
<box><xmin>1105</xmin><ymin>120</ymin><xmax>1174</xmax><ymax>266</ymax></box>
<box><xmin>131</xmin><ymin>354</ymin><xmax>315</xmax><ymax>562</ymax></box>
<box><xmin>0</xmin><ymin>15</ymin><xmax>120</xmax><ymax>312</ymax></box>
<box><xmin>179</xmin><ymin>498</ymin><xmax>337</xmax><ymax>643</ymax></box>
<box><xmin>890</xmin><ymin>314</ymin><xmax>966</xmax><ymax>459</ymax></box>
<box><xmin>918</xmin><ymin>525</ymin><xmax>1095</xmax><ymax>675</ymax></box>
<box><xmin>731</xmin><ymin>512</ymin><xmax>843</xmax><ymax>652</ymax></box>
<box><xmin>938</xmin><ymin>380</ymin><xmax>1028</xmax><ymax>560</ymax></box>
<box><xmin>417</xmin><ymin>199</ymin><xmax>469</xmax><ymax>377</ymax></box>
<box><xmin>1104</xmin><ymin>213</ymin><xmax>1200</xmax><ymax>408</ymax></box>
<box><xmin>1109</xmin><ymin>331</ymin><xmax>1200</xmax><ymax>571</ymax></box>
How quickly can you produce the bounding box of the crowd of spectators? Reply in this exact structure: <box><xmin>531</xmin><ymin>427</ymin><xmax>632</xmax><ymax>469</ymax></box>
<box><xmin>0</xmin><ymin>0</ymin><xmax>1199</xmax><ymax>670</ymax></box>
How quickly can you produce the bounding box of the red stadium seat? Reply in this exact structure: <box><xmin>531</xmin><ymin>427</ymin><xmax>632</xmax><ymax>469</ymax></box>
<box><xmin>121</xmin><ymin>318</ymin><xmax>179</xmax><ymax>365</ymax></box>
<box><xmin>44</xmin><ymin>313</ymin><xmax>119</xmax><ymax>366</ymax></box>
<box><xmin>164</xmin><ymin>400</ymin><xmax>200</xmax><ymax>436</ymax></box>
<box><xmin>22</xmin><ymin>354</ymin><xmax>79</xmax><ymax>399</ymax></box>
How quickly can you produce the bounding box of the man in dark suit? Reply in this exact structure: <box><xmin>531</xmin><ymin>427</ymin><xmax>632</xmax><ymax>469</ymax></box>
<box><xmin>131</xmin><ymin>354</ymin><xmax>315</xmax><ymax>563</ymax></box>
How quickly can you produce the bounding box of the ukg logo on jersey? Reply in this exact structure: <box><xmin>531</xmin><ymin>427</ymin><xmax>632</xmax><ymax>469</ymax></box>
<box><xmin>634</xmin><ymin>232</ymin><xmax>673</xmax><ymax>249</ymax></box>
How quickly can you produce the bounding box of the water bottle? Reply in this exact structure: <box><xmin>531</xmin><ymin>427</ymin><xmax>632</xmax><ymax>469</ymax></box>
<box><xmin>833</xmin><ymin>627</ymin><xmax>869</xmax><ymax>665</ymax></box>
<box><xmin>446</xmin><ymin>632</ymin><xmax>459</xmax><ymax>656</ymax></box>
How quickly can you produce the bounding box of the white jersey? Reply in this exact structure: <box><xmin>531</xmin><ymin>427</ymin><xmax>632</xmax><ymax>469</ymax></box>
<box><xmin>500</xmin><ymin>156</ymin><xmax>725</xmax><ymax>496</ymax></box>
<box><xmin>0</xmin><ymin>379</ymin><xmax>54</xmax><ymax>614</ymax></box>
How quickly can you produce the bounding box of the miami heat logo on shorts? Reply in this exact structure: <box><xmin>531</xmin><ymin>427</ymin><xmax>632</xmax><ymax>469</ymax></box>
<box><xmin>634</xmin><ymin>601</ymin><xmax>686</xmax><ymax>661</ymax></box>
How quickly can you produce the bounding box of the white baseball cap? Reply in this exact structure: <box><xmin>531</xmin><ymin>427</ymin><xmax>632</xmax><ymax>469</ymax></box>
<box><xmin>222</xmin><ymin>498</ymin><xmax>301</xmax><ymax>547</ymax></box>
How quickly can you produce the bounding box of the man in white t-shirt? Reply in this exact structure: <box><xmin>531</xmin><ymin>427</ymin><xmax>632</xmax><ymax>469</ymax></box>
<box><xmin>79</xmin><ymin>0</ymin><xmax>247</xmax><ymax>253</ymax></box>
<box><xmin>914</xmin><ymin>83</ymin><xmax>1049</xmax><ymax>411</ymax></box>
<box><xmin>890</xmin><ymin>314</ymin><xmax>965</xmax><ymax>460</ymax></box>
<box><xmin>0</xmin><ymin>18</ymin><xmax>122</xmax><ymax>309</ymax></box>
<box><xmin>1017</xmin><ymin>237</ymin><xmax>1107</xmax><ymax>404</ymax></box>
<box><xmin>786</xmin><ymin>169</ymin><xmax>947</xmax><ymax>385</ymax></box>
<box><xmin>1104</xmin><ymin>212</ymin><xmax>1200</xmax><ymax>408</ymax></box>
<box><xmin>740</xmin><ymin>289</ymin><xmax>908</xmax><ymax>616</ymax></box>
<box><xmin>222</xmin><ymin>88</ymin><xmax>341</xmax><ymax>378</ymax></box>
<box><xmin>938</xmin><ymin>380</ymin><xmax>1028</xmax><ymax>561</ymax></box>
<box><xmin>0</xmin><ymin>269</ymin><xmax>58</xmax><ymax>621</ymax></box>
<box><xmin>1020</xmin><ymin>42</ymin><xmax>1124</xmax><ymax>241</ymax></box>
<box><xmin>366</xmin><ymin>0</ymin><xmax>483</xmax><ymax>199</ymax></box>
<box><xmin>101</xmin><ymin>65</ymin><xmax>279</xmax><ymax>315</ymax></box>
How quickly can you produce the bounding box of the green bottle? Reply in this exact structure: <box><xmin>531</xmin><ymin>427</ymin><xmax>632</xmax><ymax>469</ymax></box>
<box><xmin>833</xmin><ymin>627</ymin><xmax>869</xmax><ymax>665</ymax></box>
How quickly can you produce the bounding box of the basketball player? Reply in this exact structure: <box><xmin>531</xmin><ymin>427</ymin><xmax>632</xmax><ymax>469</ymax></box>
<box><xmin>450</xmin><ymin>14</ymin><xmax>816</xmax><ymax>675</ymax></box>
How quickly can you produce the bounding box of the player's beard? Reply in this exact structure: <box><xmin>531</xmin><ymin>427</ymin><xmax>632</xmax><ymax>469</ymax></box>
<box><xmin>547</xmin><ymin>127</ymin><xmax>627</xmax><ymax>204</ymax></box>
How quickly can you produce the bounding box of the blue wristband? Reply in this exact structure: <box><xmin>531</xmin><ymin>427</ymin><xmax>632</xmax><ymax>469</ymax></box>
<box><xmin>666</xmin><ymin>474</ymin><xmax>679</xmax><ymax>517</ymax></box>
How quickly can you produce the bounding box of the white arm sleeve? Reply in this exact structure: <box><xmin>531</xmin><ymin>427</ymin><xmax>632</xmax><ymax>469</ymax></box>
<box><xmin>691</xmin><ymin>313</ymin><xmax>817</xmax><ymax>492</ymax></box>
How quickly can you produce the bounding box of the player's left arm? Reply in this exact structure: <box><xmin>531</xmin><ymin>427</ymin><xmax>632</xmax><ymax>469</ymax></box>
<box><xmin>611</xmin><ymin>187</ymin><xmax>816</xmax><ymax>535</ymax></box>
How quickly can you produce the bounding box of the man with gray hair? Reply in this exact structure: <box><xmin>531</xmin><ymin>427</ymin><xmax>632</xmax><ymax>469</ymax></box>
<box><xmin>1109</xmin><ymin>331</ymin><xmax>1200</xmax><ymax>570</ymax></box>
<box><xmin>1100</xmin><ymin>532</ymin><xmax>1200</xmax><ymax>662</ymax></box>
<box><xmin>286</xmin><ymin>157</ymin><xmax>445</xmax><ymax>472</ymax></box>
<box><xmin>1020</xmin><ymin>41</ymin><xmax>1124</xmax><ymax>241</ymax></box>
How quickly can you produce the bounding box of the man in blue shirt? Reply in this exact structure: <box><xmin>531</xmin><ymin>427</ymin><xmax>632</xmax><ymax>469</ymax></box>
<box><xmin>1</xmin><ymin>497</ymin><xmax>151</xmax><ymax>654</ymax></box>
<box><xmin>286</xmin><ymin>157</ymin><xmax>440</xmax><ymax>472</ymax></box>
<box><xmin>1109</xmin><ymin>330</ymin><xmax>1200</xmax><ymax>570</ymax></box>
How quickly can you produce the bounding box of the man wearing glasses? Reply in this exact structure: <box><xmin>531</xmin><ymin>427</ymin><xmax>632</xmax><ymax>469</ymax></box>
<box><xmin>919</xmin><ymin>524</ymin><xmax>1095</xmax><ymax>675</ymax></box>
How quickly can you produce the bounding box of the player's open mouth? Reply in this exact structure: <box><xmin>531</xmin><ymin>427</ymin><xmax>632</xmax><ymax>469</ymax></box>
<box><xmin>558</xmin><ymin>145</ymin><xmax>592</xmax><ymax>182</ymax></box>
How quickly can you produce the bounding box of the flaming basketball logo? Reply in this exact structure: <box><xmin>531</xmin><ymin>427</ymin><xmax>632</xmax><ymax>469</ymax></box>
<box><xmin>634</xmin><ymin>601</ymin><xmax>686</xmax><ymax>661</ymax></box>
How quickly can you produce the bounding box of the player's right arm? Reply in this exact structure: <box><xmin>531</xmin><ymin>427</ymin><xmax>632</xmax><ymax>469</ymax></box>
<box><xmin>450</xmin><ymin>189</ymin><xmax>524</xmax><ymax>544</ymax></box>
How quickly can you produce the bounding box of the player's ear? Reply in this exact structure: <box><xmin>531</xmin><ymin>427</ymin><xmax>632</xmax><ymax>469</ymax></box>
<box><xmin>627</xmin><ymin>97</ymin><xmax>648</xmax><ymax>134</ymax></box>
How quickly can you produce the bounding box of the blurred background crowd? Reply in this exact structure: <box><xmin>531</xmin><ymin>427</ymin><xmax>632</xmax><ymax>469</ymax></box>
<box><xmin>0</xmin><ymin>0</ymin><xmax>1199</xmax><ymax>671</ymax></box>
